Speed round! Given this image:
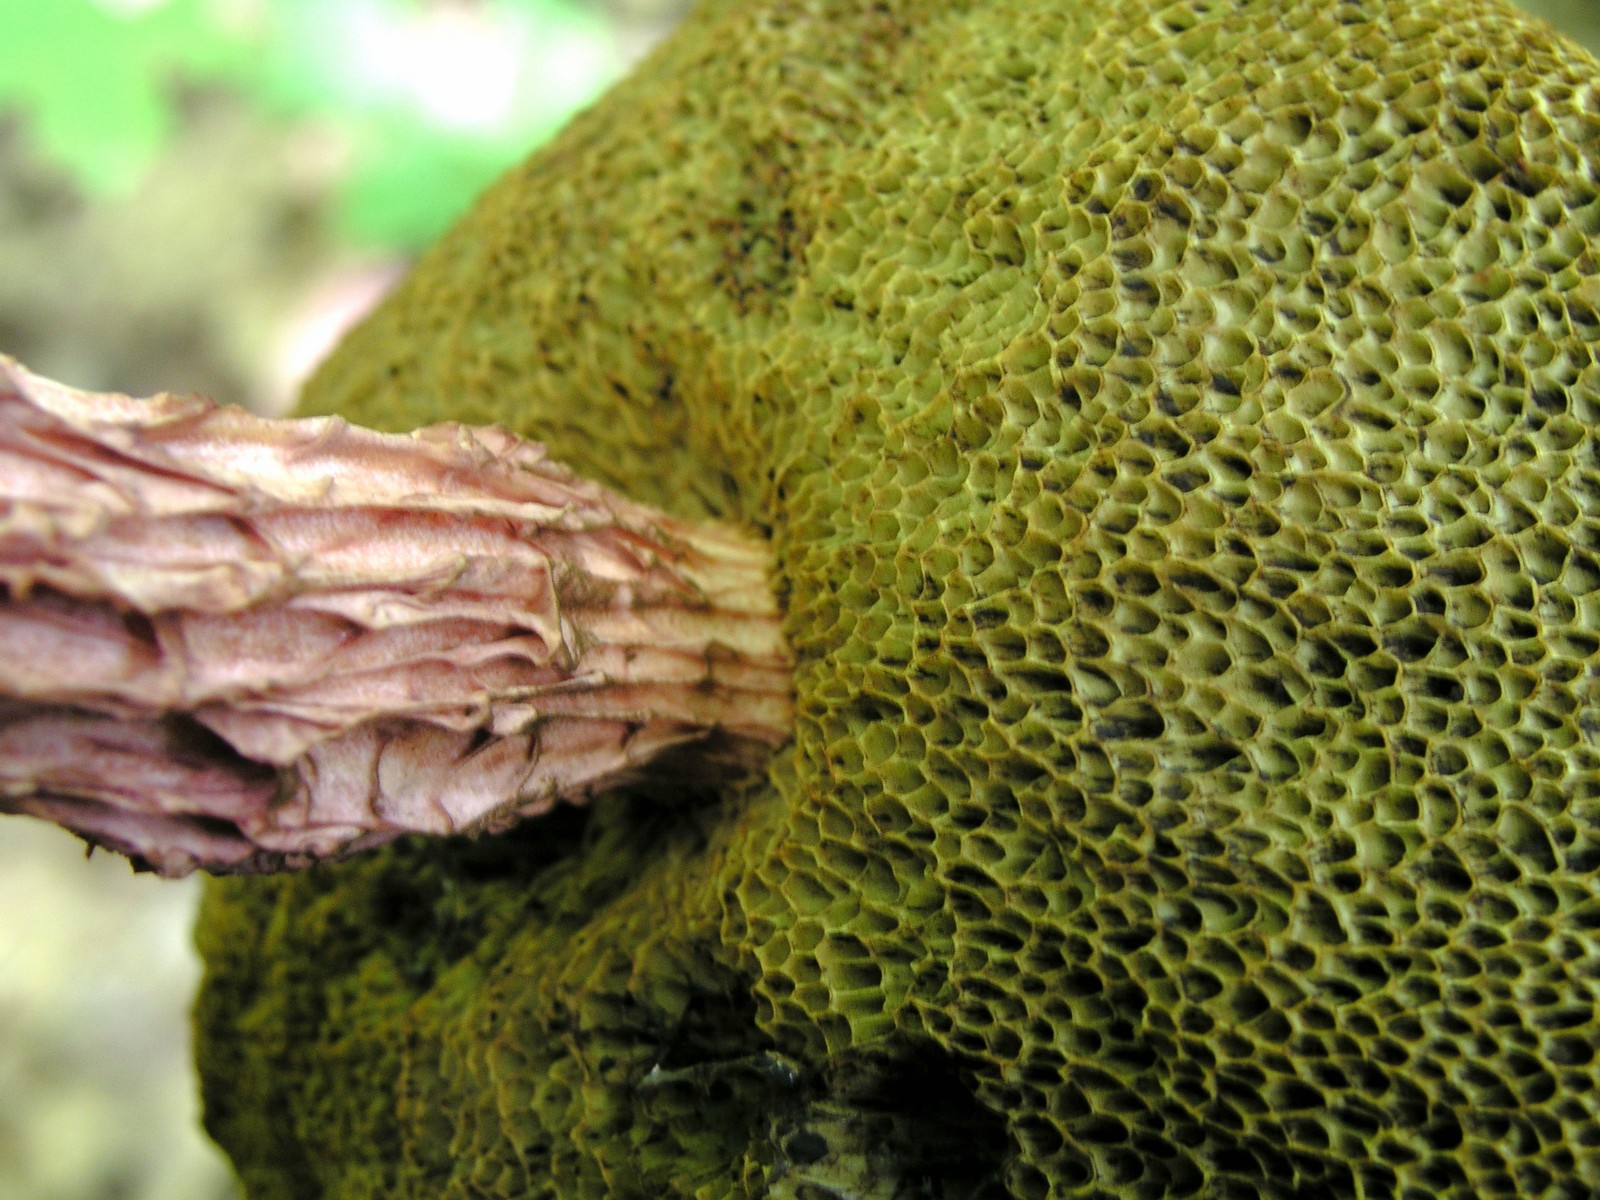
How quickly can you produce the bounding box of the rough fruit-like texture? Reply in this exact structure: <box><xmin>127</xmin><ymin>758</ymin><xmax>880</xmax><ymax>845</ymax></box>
<box><xmin>194</xmin><ymin>0</ymin><xmax>1600</xmax><ymax>1196</ymax></box>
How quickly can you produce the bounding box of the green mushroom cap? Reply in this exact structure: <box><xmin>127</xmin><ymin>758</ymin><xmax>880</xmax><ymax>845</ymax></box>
<box><xmin>196</xmin><ymin>0</ymin><xmax>1600</xmax><ymax>1196</ymax></box>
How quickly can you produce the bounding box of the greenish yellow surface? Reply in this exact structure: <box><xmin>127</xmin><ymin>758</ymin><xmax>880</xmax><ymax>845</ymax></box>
<box><xmin>194</xmin><ymin>0</ymin><xmax>1600</xmax><ymax>1196</ymax></box>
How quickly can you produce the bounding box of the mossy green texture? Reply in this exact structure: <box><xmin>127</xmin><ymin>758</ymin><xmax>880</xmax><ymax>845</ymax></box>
<box><xmin>195</xmin><ymin>0</ymin><xmax>1600</xmax><ymax>1196</ymax></box>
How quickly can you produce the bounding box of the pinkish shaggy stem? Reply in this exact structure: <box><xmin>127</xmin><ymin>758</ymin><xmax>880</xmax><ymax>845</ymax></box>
<box><xmin>0</xmin><ymin>358</ymin><xmax>792</xmax><ymax>876</ymax></box>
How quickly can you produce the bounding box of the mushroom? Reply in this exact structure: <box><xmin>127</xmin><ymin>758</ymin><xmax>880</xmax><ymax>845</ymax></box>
<box><xmin>0</xmin><ymin>357</ymin><xmax>792</xmax><ymax>876</ymax></box>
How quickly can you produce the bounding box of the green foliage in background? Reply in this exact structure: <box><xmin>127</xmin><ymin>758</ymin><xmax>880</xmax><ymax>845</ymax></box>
<box><xmin>0</xmin><ymin>0</ymin><xmax>620</xmax><ymax>250</ymax></box>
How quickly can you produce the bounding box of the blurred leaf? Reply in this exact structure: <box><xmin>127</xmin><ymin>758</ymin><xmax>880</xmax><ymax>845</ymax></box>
<box><xmin>0</xmin><ymin>0</ymin><xmax>620</xmax><ymax>249</ymax></box>
<box><xmin>335</xmin><ymin>120</ymin><xmax>509</xmax><ymax>249</ymax></box>
<box><xmin>0</xmin><ymin>0</ymin><xmax>247</xmax><ymax>191</ymax></box>
<box><xmin>248</xmin><ymin>0</ymin><xmax>620</xmax><ymax>247</ymax></box>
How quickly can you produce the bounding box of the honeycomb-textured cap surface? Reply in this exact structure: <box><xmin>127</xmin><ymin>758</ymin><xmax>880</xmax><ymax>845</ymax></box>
<box><xmin>194</xmin><ymin>1</ymin><xmax>1600</xmax><ymax>1197</ymax></box>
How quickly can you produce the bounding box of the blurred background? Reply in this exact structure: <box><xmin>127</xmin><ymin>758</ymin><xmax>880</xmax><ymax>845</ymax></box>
<box><xmin>0</xmin><ymin>1</ymin><xmax>1594</xmax><ymax>1198</ymax></box>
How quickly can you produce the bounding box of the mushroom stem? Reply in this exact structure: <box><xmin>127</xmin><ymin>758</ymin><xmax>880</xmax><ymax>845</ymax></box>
<box><xmin>0</xmin><ymin>358</ymin><xmax>792</xmax><ymax>876</ymax></box>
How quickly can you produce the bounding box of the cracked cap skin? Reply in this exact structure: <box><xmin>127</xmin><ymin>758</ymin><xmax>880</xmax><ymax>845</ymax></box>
<box><xmin>194</xmin><ymin>0</ymin><xmax>1600</xmax><ymax>1196</ymax></box>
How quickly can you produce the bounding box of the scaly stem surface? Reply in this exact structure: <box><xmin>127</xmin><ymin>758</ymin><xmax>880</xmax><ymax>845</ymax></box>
<box><xmin>0</xmin><ymin>359</ymin><xmax>791</xmax><ymax>875</ymax></box>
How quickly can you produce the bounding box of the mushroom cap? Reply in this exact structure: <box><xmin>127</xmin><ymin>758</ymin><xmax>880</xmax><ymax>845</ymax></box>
<box><xmin>197</xmin><ymin>0</ymin><xmax>1600</xmax><ymax>1196</ymax></box>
